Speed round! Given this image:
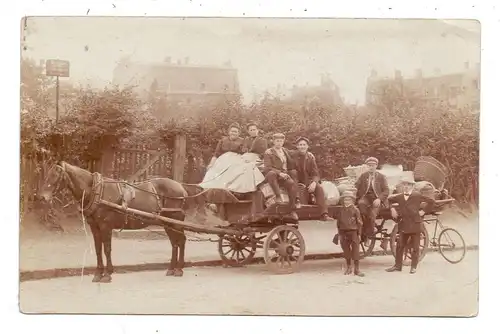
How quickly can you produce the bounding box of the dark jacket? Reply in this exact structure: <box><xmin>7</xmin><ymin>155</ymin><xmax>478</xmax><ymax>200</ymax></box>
<box><xmin>355</xmin><ymin>171</ymin><xmax>390</xmax><ymax>204</ymax></box>
<box><xmin>213</xmin><ymin>136</ymin><xmax>244</xmax><ymax>158</ymax></box>
<box><xmin>242</xmin><ymin>136</ymin><xmax>268</xmax><ymax>158</ymax></box>
<box><xmin>291</xmin><ymin>150</ymin><xmax>321</xmax><ymax>185</ymax></box>
<box><xmin>388</xmin><ymin>192</ymin><xmax>436</xmax><ymax>234</ymax></box>
<box><xmin>336</xmin><ymin>205</ymin><xmax>363</xmax><ymax>231</ymax></box>
<box><xmin>263</xmin><ymin>147</ymin><xmax>297</xmax><ymax>175</ymax></box>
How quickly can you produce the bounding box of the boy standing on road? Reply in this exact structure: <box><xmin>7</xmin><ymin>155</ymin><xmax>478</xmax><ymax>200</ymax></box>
<box><xmin>386</xmin><ymin>176</ymin><xmax>436</xmax><ymax>274</ymax></box>
<box><xmin>334</xmin><ymin>191</ymin><xmax>365</xmax><ymax>276</ymax></box>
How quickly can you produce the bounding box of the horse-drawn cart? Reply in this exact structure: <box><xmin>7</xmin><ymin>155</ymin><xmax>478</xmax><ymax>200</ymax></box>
<box><xmin>39</xmin><ymin>159</ymin><xmax>464</xmax><ymax>283</ymax></box>
<box><xmin>99</xmin><ymin>188</ymin><xmax>459</xmax><ymax>276</ymax></box>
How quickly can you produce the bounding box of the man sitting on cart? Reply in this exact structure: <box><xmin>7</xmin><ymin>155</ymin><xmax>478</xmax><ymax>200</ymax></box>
<box><xmin>355</xmin><ymin>156</ymin><xmax>390</xmax><ymax>247</ymax></box>
<box><xmin>292</xmin><ymin>136</ymin><xmax>335</xmax><ymax>221</ymax></box>
<box><xmin>263</xmin><ymin>133</ymin><xmax>300</xmax><ymax>220</ymax></box>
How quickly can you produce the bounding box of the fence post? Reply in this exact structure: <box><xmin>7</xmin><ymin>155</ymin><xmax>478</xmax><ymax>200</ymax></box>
<box><xmin>172</xmin><ymin>134</ymin><xmax>187</xmax><ymax>182</ymax></box>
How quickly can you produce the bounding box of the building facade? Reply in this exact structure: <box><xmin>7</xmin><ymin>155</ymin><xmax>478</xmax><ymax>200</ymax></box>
<box><xmin>112</xmin><ymin>57</ymin><xmax>240</xmax><ymax>107</ymax></box>
<box><xmin>287</xmin><ymin>74</ymin><xmax>344</xmax><ymax>108</ymax></box>
<box><xmin>365</xmin><ymin>62</ymin><xmax>480</xmax><ymax>113</ymax></box>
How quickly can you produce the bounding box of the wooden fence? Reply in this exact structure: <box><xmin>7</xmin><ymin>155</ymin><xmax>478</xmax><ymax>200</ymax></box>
<box><xmin>101</xmin><ymin>134</ymin><xmax>187</xmax><ymax>183</ymax></box>
<box><xmin>102</xmin><ymin>146</ymin><xmax>173</xmax><ymax>181</ymax></box>
<box><xmin>21</xmin><ymin>134</ymin><xmax>191</xmax><ymax>217</ymax></box>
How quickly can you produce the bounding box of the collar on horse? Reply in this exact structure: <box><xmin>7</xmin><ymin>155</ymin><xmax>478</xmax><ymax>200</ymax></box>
<box><xmin>78</xmin><ymin>172</ymin><xmax>104</xmax><ymax>217</ymax></box>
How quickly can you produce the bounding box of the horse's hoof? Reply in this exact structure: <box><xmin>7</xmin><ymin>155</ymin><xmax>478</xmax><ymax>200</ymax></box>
<box><xmin>174</xmin><ymin>269</ymin><xmax>184</xmax><ymax>277</ymax></box>
<box><xmin>100</xmin><ymin>275</ymin><xmax>112</xmax><ymax>283</ymax></box>
<box><xmin>92</xmin><ymin>275</ymin><xmax>101</xmax><ymax>283</ymax></box>
<box><xmin>166</xmin><ymin>269</ymin><xmax>175</xmax><ymax>276</ymax></box>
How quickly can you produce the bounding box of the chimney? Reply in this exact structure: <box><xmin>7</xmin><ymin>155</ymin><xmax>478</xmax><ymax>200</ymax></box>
<box><xmin>39</xmin><ymin>59</ymin><xmax>45</xmax><ymax>68</ymax></box>
<box><xmin>184</xmin><ymin>57</ymin><xmax>190</xmax><ymax>65</ymax></box>
<box><xmin>164</xmin><ymin>56</ymin><xmax>171</xmax><ymax>63</ymax></box>
<box><xmin>177</xmin><ymin>59</ymin><xmax>182</xmax><ymax>65</ymax></box>
<box><xmin>433</xmin><ymin>68</ymin><xmax>441</xmax><ymax>76</ymax></box>
<box><xmin>464</xmin><ymin>61</ymin><xmax>470</xmax><ymax>69</ymax></box>
<box><xmin>370</xmin><ymin>69</ymin><xmax>378</xmax><ymax>78</ymax></box>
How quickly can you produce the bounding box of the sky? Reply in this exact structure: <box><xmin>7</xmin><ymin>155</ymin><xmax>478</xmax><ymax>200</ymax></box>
<box><xmin>22</xmin><ymin>17</ymin><xmax>480</xmax><ymax>105</ymax></box>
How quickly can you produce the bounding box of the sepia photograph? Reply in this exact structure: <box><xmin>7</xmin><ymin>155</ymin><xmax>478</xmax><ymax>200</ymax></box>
<box><xmin>19</xmin><ymin>16</ymin><xmax>480</xmax><ymax>316</ymax></box>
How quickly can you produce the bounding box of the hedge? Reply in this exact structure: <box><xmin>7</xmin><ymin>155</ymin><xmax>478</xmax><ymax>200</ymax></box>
<box><xmin>21</xmin><ymin>59</ymin><xmax>478</xmax><ymax>207</ymax></box>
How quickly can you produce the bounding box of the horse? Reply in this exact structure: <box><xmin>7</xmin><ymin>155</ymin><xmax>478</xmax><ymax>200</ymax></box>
<box><xmin>38</xmin><ymin>161</ymin><xmax>190</xmax><ymax>283</ymax></box>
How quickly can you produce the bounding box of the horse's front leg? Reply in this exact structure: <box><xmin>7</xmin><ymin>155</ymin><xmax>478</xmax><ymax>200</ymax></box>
<box><xmin>89</xmin><ymin>224</ymin><xmax>104</xmax><ymax>283</ymax></box>
<box><xmin>165</xmin><ymin>228</ymin><xmax>178</xmax><ymax>276</ymax></box>
<box><xmin>174</xmin><ymin>232</ymin><xmax>187</xmax><ymax>277</ymax></box>
<box><xmin>101</xmin><ymin>226</ymin><xmax>113</xmax><ymax>283</ymax></box>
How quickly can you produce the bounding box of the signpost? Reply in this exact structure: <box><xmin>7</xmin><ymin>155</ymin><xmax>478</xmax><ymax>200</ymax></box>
<box><xmin>45</xmin><ymin>59</ymin><xmax>70</xmax><ymax>122</ymax></box>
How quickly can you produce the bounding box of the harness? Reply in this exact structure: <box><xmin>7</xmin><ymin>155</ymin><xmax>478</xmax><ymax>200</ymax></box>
<box><xmin>78</xmin><ymin>172</ymin><xmax>104</xmax><ymax>217</ymax></box>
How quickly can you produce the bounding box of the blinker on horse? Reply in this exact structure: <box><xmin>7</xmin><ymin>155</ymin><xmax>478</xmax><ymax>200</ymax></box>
<box><xmin>39</xmin><ymin>161</ymin><xmax>190</xmax><ymax>283</ymax></box>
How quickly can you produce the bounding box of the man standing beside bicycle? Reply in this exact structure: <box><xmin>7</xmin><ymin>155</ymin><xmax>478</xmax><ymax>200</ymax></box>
<box><xmin>355</xmin><ymin>157</ymin><xmax>390</xmax><ymax>249</ymax></box>
<box><xmin>386</xmin><ymin>176</ymin><xmax>436</xmax><ymax>274</ymax></box>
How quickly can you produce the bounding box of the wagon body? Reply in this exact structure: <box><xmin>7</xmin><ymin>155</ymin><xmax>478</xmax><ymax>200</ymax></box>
<box><xmin>99</xmin><ymin>180</ymin><xmax>453</xmax><ymax>275</ymax></box>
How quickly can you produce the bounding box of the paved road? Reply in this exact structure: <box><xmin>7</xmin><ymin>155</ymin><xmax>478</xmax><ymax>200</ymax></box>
<box><xmin>20</xmin><ymin>212</ymin><xmax>478</xmax><ymax>272</ymax></box>
<box><xmin>20</xmin><ymin>250</ymin><xmax>478</xmax><ymax>316</ymax></box>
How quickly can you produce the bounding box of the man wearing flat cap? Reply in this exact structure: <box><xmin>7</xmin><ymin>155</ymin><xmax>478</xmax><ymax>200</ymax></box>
<box><xmin>263</xmin><ymin>133</ymin><xmax>300</xmax><ymax>220</ymax></box>
<box><xmin>292</xmin><ymin>137</ymin><xmax>334</xmax><ymax>221</ymax></box>
<box><xmin>355</xmin><ymin>156</ymin><xmax>390</xmax><ymax>246</ymax></box>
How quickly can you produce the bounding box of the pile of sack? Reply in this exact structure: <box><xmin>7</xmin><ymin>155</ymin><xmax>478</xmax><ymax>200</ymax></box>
<box><xmin>260</xmin><ymin>157</ymin><xmax>446</xmax><ymax>208</ymax></box>
<box><xmin>324</xmin><ymin>160</ymin><xmax>445</xmax><ymax>205</ymax></box>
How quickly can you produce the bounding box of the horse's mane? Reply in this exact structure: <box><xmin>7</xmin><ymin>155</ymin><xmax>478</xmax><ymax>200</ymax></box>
<box><xmin>59</xmin><ymin>161</ymin><xmax>93</xmax><ymax>181</ymax></box>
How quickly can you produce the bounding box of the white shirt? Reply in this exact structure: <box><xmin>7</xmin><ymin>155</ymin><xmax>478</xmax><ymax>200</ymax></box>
<box><xmin>368</xmin><ymin>172</ymin><xmax>376</xmax><ymax>192</ymax></box>
<box><xmin>275</xmin><ymin>148</ymin><xmax>287</xmax><ymax>170</ymax></box>
<box><xmin>404</xmin><ymin>190</ymin><xmax>413</xmax><ymax>201</ymax></box>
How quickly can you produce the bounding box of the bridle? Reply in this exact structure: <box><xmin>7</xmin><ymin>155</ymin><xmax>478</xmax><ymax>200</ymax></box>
<box><xmin>43</xmin><ymin>163</ymin><xmax>104</xmax><ymax>216</ymax></box>
<box><xmin>44</xmin><ymin>164</ymin><xmax>73</xmax><ymax>196</ymax></box>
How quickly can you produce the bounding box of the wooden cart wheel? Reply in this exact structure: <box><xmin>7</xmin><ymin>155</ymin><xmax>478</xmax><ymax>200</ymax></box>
<box><xmin>218</xmin><ymin>234</ymin><xmax>257</xmax><ymax>267</ymax></box>
<box><xmin>263</xmin><ymin>225</ymin><xmax>306</xmax><ymax>274</ymax></box>
<box><xmin>389</xmin><ymin>224</ymin><xmax>429</xmax><ymax>266</ymax></box>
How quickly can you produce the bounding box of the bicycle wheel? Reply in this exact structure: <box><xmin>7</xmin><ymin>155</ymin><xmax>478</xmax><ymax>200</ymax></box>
<box><xmin>390</xmin><ymin>224</ymin><xmax>430</xmax><ymax>266</ymax></box>
<box><xmin>438</xmin><ymin>227</ymin><xmax>467</xmax><ymax>264</ymax></box>
<box><xmin>360</xmin><ymin>235</ymin><xmax>376</xmax><ymax>258</ymax></box>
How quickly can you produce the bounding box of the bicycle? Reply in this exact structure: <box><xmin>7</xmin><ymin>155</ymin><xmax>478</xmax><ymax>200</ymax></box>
<box><xmin>388</xmin><ymin>198</ymin><xmax>467</xmax><ymax>265</ymax></box>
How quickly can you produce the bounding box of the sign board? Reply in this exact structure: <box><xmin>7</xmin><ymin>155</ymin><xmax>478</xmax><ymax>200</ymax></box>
<box><xmin>45</xmin><ymin>59</ymin><xmax>70</xmax><ymax>77</ymax></box>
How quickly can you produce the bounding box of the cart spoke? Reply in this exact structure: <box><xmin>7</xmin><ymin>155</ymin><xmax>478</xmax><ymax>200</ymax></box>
<box><xmin>223</xmin><ymin>248</ymin><xmax>233</xmax><ymax>256</ymax></box>
<box><xmin>278</xmin><ymin>233</ymin><xmax>285</xmax><ymax>243</ymax></box>
<box><xmin>229</xmin><ymin>250</ymin><xmax>237</xmax><ymax>259</ymax></box>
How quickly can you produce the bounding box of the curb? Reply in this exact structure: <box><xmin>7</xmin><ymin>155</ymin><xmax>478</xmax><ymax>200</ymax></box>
<box><xmin>19</xmin><ymin>245</ymin><xmax>478</xmax><ymax>283</ymax></box>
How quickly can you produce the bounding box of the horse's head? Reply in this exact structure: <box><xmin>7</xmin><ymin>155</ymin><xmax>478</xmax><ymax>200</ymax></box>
<box><xmin>38</xmin><ymin>161</ymin><xmax>68</xmax><ymax>203</ymax></box>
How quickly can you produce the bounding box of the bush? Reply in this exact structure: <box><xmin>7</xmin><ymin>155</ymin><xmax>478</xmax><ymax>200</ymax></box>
<box><xmin>158</xmin><ymin>101</ymin><xmax>478</xmax><ymax>204</ymax></box>
<box><xmin>21</xmin><ymin>58</ymin><xmax>478</xmax><ymax>206</ymax></box>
